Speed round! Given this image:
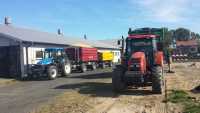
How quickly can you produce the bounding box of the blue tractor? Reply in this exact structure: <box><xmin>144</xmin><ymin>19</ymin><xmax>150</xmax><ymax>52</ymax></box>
<box><xmin>29</xmin><ymin>48</ymin><xmax>71</xmax><ymax>80</ymax></box>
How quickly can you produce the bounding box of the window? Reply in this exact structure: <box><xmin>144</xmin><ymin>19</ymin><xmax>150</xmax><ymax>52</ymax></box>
<box><xmin>36</xmin><ymin>51</ymin><xmax>43</xmax><ymax>59</ymax></box>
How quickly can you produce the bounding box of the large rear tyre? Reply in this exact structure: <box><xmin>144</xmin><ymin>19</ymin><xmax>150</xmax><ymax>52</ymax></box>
<box><xmin>47</xmin><ymin>66</ymin><xmax>58</xmax><ymax>80</ymax></box>
<box><xmin>112</xmin><ymin>66</ymin><xmax>126</xmax><ymax>92</ymax></box>
<box><xmin>80</xmin><ymin>63</ymin><xmax>87</xmax><ymax>73</ymax></box>
<box><xmin>62</xmin><ymin>63</ymin><xmax>71</xmax><ymax>76</ymax></box>
<box><xmin>152</xmin><ymin>66</ymin><xmax>163</xmax><ymax>94</ymax></box>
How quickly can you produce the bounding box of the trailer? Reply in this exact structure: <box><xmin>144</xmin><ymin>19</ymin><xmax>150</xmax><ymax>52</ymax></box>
<box><xmin>65</xmin><ymin>47</ymin><xmax>98</xmax><ymax>72</ymax></box>
<box><xmin>98</xmin><ymin>52</ymin><xmax>114</xmax><ymax>68</ymax></box>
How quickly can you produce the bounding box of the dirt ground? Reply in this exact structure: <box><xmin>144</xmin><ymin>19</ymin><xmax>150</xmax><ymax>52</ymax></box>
<box><xmin>0</xmin><ymin>78</ymin><xmax>16</xmax><ymax>87</ymax></box>
<box><xmin>33</xmin><ymin>62</ymin><xmax>200</xmax><ymax>113</ymax></box>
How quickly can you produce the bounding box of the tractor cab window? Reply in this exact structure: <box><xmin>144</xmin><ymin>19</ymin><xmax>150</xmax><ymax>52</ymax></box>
<box><xmin>44</xmin><ymin>51</ymin><xmax>50</xmax><ymax>59</ymax></box>
<box><xmin>43</xmin><ymin>50</ymin><xmax>63</xmax><ymax>59</ymax></box>
<box><xmin>126</xmin><ymin>37</ymin><xmax>157</xmax><ymax>66</ymax></box>
<box><xmin>126</xmin><ymin>38</ymin><xmax>153</xmax><ymax>55</ymax></box>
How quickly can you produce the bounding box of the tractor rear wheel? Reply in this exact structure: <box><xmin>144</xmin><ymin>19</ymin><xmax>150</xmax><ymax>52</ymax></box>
<box><xmin>47</xmin><ymin>66</ymin><xmax>58</xmax><ymax>80</ymax></box>
<box><xmin>152</xmin><ymin>66</ymin><xmax>163</xmax><ymax>94</ymax></box>
<box><xmin>62</xmin><ymin>63</ymin><xmax>71</xmax><ymax>76</ymax></box>
<box><xmin>112</xmin><ymin>66</ymin><xmax>126</xmax><ymax>92</ymax></box>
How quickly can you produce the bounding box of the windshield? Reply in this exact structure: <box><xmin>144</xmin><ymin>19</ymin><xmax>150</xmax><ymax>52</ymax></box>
<box><xmin>43</xmin><ymin>50</ymin><xmax>63</xmax><ymax>59</ymax></box>
<box><xmin>126</xmin><ymin>38</ymin><xmax>153</xmax><ymax>55</ymax></box>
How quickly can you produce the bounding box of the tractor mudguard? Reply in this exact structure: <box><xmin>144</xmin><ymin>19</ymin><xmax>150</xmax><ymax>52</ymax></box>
<box><xmin>155</xmin><ymin>51</ymin><xmax>164</xmax><ymax>67</ymax></box>
<box><xmin>128</xmin><ymin>52</ymin><xmax>146</xmax><ymax>74</ymax></box>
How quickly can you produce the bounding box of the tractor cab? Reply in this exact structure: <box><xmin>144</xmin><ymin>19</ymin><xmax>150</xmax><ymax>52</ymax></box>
<box><xmin>30</xmin><ymin>48</ymin><xmax>71</xmax><ymax>80</ymax></box>
<box><xmin>38</xmin><ymin>48</ymin><xmax>66</xmax><ymax>65</ymax></box>
<box><xmin>125</xmin><ymin>34</ymin><xmax>158</xmax><ymax>68</ymax></box>
<box><xmin>112</xmin><ymin>28</ymin><xmax>164</xmax><ymax>94</ymax></box>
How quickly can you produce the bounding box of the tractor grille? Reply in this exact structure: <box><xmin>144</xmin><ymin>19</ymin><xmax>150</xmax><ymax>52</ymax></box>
<box><xmin>129</xmin><ymin>58</ymin><xmax>140</xmax><ymax>71</ymax></box>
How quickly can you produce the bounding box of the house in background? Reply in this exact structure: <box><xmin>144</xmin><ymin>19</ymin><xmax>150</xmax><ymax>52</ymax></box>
<box><xmin>175</xmin><ymin>39</ymin><xmax>198</xmax><ymax>54</ymax></box>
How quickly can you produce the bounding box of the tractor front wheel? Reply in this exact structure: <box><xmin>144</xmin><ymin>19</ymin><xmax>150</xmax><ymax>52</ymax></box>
<box><xmin>112</xmin><ymin>66</ymin><xmax>126</xmax><ymax>92</ymax></box>
<box><xmin>152</xmin><ymin>66</ymin><xmax>163</xmax><ymax>94</ymax></box>
<box><xmin>47</xmin><ymin>66</ymin><xmax>58</xmax><ymax>80</ymax></box>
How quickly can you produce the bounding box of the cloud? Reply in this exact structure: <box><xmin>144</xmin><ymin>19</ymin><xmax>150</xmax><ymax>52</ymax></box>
<box><xmin>135</xmin><ymin>0</ymin><xmax>190</xmax><ymax>23</ymax></box>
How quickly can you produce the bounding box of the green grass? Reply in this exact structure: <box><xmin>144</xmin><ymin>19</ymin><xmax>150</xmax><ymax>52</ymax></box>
<box><xmin>184</xmin><ymin>103</ymin><xmax>200</xmax><ymax>113</ymax></box>
<box><xmin>168</xmin><ymin>90</ymin><xmax>200</xmax><ymax>113</ymax></box>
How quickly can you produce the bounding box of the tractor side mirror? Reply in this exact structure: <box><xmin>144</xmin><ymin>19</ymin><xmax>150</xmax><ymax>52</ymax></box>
<box><xmin>117</xmin><ymin>40</ymin><xmax>121</xmax><ymax>45</ymax></box>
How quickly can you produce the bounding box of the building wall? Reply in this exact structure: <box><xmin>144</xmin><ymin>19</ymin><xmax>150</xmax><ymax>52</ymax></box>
<box><xmin>176</xmin><ymin>45</ymin><xmax>198</xmax><ymax>54</ymax></box>
<box><xmin>0</xmin><ymin>36</ymin><xmax>16</xmax><ymax>46</ymax></box>
<box><xmin>23</xmin><ymin>47</ymin><xmax>44</xmax><ymax>65</ymax></box>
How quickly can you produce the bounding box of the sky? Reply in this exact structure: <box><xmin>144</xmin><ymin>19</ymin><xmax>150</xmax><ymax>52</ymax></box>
<box><xmin>0</xmin><ymin>0</ymin><xmax>200</xmax><ymax>40</ymax></box>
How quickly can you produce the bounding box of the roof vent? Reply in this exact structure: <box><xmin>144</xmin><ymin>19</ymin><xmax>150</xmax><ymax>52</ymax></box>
<box><xmin>84</xmin><ymin>34</ymin><xmax>87</xmax><ymax>40</ymax></box>
<box><xmin>57</xmin><ymin>28</ymin><xmax>63</xmax><ymax>35</ymax></box>
<box><xmin>4</xmin><ymin>17</ymin><xmax>11</xmax><ymax>25</ymax></box>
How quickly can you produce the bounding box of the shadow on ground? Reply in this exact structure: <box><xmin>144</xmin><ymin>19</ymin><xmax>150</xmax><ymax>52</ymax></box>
<box><xmin>69</xmin><ymin>72</ymin><xmax>112</xmax><ymax>79</ymax></box>
<box><xmin>55</xmin><ymin>82</ymin><xmax>155</xmax><ymax>97</ymax></box>
<box><xmin>191</xmin><ymin>85</ymin><xmax>200</xmax><ymax>93</ymax></box>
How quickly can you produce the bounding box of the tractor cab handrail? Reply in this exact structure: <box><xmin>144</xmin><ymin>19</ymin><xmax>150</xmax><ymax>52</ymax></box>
<box><xmin>128</xmin><ymin>34</ymin><xmax>157</xmax><ymax>39</ymax></box>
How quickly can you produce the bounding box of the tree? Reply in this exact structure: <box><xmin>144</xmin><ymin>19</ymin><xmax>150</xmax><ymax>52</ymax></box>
<box><xmin>174</xmin><ymin>28</ymin><xmax>190</xmax><ymax>41</ymax></box>
<box><xmin>163</xmin><ymin>29</ymin><xmax>173</xmax><ymax>48</ymax></box>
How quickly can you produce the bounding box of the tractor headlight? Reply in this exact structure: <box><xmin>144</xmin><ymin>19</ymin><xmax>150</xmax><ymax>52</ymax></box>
<box><xmin>129</xmin><ymin>64</ymin><xmax>140</xmax><ymax>68</ymax></box>
<box><xmin>135</xmin><ymin>64</ymin><xmax>140</xmax><ymax>68</ymax></box>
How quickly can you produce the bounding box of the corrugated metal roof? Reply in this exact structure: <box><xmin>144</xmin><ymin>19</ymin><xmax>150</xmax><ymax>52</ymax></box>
<box><xmin>99</xmin><ymin>39</ymin><xmax>121</xmax><ymax>48</ymax></box>
<box><xmin>0</xmin><ymin>24</ymin><xmax>119</xmax><ymax>49</ymax></box>
<box><xmin>85</xmin><ymin>40</ymin><xmax>120</xmax><ymax>49</ymax></box>
<box><xmin>0</xmin><ymin>25</ymin><xmax>87</xmax><ymax>47</ymax></box>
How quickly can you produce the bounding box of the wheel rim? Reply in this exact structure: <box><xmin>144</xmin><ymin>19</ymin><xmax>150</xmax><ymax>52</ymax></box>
<box><xmin>93</xmin><ymin>64</ymin><xmax>96</xmax><ymax>69</ymax></box>
<box><xmin>51</xmin><ymin>69</ymin><xmax>57</xmax><ymax>78</ymax></box>
<box><xmin>83</xmin><ymin>65</ymin><xmax>87</xmax><ymax>72</ymax></box>
<box><xmin>65</xmin><ymin>64</ymin><xmax>71</xmax><ymax>74</ymax></box>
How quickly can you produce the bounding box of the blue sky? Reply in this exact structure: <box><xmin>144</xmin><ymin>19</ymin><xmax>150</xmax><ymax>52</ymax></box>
<box><xmin>0</xmin><ymin>0</ymin><xmax>199</xmax><ymax>39</ymax></box>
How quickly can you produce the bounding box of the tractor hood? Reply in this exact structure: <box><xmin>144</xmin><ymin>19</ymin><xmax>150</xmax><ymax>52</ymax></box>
<box><xmin>37</xmin><ymin>58</ymin><xmax>53</xmax><ymax>65</ymax></box>
<box><xmin>131</xmin><ymin>52</ymin><xmax>145</xmax><ymax>59</ymax></box>
<box><xmin>128</xmin><ymin>52</ymin><xmax>146</xmax><ymax>74</ymax></box>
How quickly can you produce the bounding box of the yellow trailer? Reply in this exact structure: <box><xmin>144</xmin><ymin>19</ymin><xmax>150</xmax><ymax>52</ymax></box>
<box><xmin>98</xmin><ymin>52</ymin><xmax>114</xmax><ymax>68</ymax></box>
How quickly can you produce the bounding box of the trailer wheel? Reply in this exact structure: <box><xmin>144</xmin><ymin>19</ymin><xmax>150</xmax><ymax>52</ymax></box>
<box><xmin>62</xmin><ymin>63</ymin><xmax>71</xmax><ymax>76</ymax></box>
<box><xmin>47</xmin><ymin>66</ymin><xmax>58</xmax><ymax>80</ymax></box>
<box><xmin>91</xmin><ymin>63</ymin><xmax>97</xmax><ymax>70</ymax></box>
<box><xmin>109</xmin><ymin>62</ymin><xmax>113</xmax><ymax>67</ymax></box>
<box><xmin>112</xmin><ymin>66</ymin><xmax>126</xmax><ymax>92</ymax></box>
<box><xmin>102</xmin><ymin>62</ymin><xmax>106</xmax><ymax>69</ymax></box>
<box><xmin>81</xmin><ymin>63</ymin><xmax>87</xmax><ymax>73</ymax></box>
<box><xmin>152</xmin><ymin>66</ymin><xmax>163</xmax><ymax>94</ymax></box>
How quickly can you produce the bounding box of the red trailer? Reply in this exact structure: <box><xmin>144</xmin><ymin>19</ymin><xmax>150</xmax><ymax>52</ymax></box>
<box><xmin>65</xmin><ymin>47</ymin><xmax>98</xmax><ymax>72</ymax></box>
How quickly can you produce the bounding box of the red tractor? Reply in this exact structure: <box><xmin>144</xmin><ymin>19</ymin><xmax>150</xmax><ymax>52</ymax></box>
<box><xmin>112</xmin><ymin>28</ymin><xmax>164</xmax><ymax>94</ymax></box>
